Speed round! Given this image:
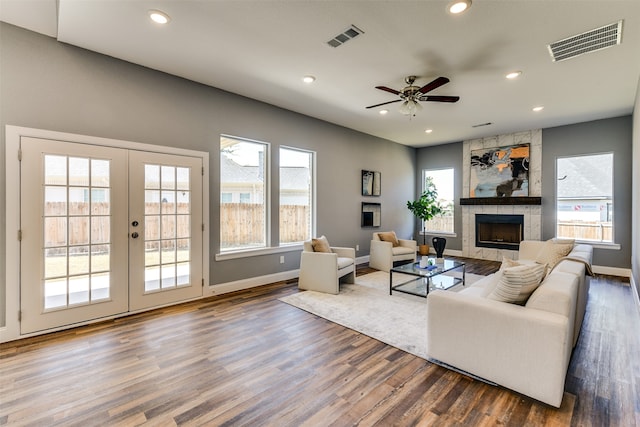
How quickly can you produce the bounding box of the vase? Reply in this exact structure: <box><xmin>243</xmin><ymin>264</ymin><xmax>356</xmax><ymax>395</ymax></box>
<box><xmin>432</xmin><ymin>237</ymin><xmax>446</xmax><ymax>260</ymax></box>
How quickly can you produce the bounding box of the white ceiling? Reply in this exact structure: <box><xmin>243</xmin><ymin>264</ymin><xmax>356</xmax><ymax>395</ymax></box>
<box><xmin>1</xmin><ymin>0</ymin><xmax>639</xmax><ymax>147</ymax></box>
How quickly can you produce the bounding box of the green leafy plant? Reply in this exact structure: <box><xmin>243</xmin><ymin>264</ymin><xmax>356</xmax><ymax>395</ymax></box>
<box><xmin>407</xmin><ymin>177</ymin><xmax>444</xmax><ymax>246</ymax></box>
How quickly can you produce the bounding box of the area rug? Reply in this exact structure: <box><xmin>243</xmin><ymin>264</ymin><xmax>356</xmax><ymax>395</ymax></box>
<box><xmin>279</xmin><ymin>270</ymin><xmax>485</xmax><ymax>359</ymax></box>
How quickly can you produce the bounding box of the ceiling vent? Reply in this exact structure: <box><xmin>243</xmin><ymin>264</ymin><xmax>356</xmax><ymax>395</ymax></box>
<box><xmin>327</xmin><ymin>25</ymin><xmax>364</xmax><ymax>48</ymax></box>
<box><xmin>547</xmin><ymin>20</ymin><xmax>623</xmax><ymax>62</ymax></box>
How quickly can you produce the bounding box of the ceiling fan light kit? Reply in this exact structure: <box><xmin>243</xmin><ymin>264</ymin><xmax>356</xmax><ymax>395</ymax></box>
<box><xmin>366</xmin><ymin>75</ymin><xmax>460</xmax><ymax>117</ymax></box>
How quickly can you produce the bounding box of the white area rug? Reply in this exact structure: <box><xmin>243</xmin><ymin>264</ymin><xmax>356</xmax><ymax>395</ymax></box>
<box><xmin>279</xmin><ymin>270</ymin><xmax>484</xmax><ymax>359</ymax></box>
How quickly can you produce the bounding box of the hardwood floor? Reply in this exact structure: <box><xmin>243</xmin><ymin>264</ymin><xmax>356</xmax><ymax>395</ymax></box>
<box><xmin>1</xmin><ymin>257</ymin><xmax>639</xmax><ymax>426</ymax></box>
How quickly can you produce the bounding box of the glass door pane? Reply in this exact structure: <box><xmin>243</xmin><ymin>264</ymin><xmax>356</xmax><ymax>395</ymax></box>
<box><xmin>20</xmin><ymin>137</ymin><xmax>128</xmax><ymax>335</ymax></box>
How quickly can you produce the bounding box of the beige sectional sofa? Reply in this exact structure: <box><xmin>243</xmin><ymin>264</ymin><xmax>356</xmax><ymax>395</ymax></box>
<box><xmin>426</xmin><ymin>240</ymin><xmax>593</xmax><ymax>407</ymax></box>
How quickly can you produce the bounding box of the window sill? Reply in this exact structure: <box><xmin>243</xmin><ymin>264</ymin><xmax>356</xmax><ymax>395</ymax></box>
<box><xmin>421</xmin><ymin>231</ymin><xmax>457</xmax><ymax>238</ymax></box>
<box><xmin>575</xmin><ymin>241</ymin><xmax>620</xmax><ymax>250</ymax></box>
<box><xmin>215</xmin><ymin>244</ymin><xmax>303</xmax><ymax>261</ymax></box>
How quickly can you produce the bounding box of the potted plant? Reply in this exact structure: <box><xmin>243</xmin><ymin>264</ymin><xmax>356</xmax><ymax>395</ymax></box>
<box><xmin>407</xmin><ymin>177</ymin><xmax>443</xmax><ymax>255</ymax></box>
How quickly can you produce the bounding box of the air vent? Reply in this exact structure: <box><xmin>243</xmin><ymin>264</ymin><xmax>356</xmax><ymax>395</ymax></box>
<box><xmin>547</xmin><ymin>20</ymin><xmax>623</xmax><ymax>62</ymax></box>
<box><xmin>327</xmin><ymin>25</ymin><xmax>364</xmax><ymax>48</ymax></box>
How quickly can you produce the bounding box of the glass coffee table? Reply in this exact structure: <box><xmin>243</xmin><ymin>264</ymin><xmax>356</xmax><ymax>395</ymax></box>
<box><xmin>390</xmin><ymin>259</ymin><xmax>465</xmax><ymax>298</ymax></box>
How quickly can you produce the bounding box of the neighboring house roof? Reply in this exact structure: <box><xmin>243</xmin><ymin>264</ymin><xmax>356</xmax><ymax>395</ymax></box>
<box><xmin>221</xmin><ymin>155</ymin><xmax>309</xmax><ymax>190</ymax></box>
<box><xmin>556</xmin><ymin>155</ymin><xmax>612</xmax><ymax>198</ymax></box>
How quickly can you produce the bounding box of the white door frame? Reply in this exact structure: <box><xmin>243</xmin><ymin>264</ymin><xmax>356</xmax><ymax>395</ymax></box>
<box><xmin>3</xmin><ymin>125</ymin><xmax>209</xmax><ymax>343</ymax></box>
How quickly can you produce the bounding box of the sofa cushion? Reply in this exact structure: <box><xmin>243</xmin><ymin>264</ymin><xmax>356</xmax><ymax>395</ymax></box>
<box><xmin>499</xmin><ymin>256</ymin><xmax>522</xmax><ymax>270</ymax></box>
<box><xmin>391</xmin><ymin>246</ymin><xmax>415</xmax><ymax>256</ymax></box>
<box><xmin>311</xmin><ymin>235</ymin><xmax>331</xmax><ymax>253</ymax></box>
<box><xmin>378</xmin><ymin>231</ymin><xmax>399</xmax><ymax>247</ymax></box>
<box><xmin>488</xmin><ymin>263</ymin><xmax>547</xmax><ymax>305</ymax></box>
<box><xmin>535</xmin><ymin>239</ymin><xmax>574</xmax><ymax>272</ymax></box>
<box><xmin>337</xmin><ymin>257</ymin><xmax>354</xmax><ymax>269</ymax></box>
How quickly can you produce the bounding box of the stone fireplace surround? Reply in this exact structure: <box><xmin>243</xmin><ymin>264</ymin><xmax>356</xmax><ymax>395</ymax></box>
<box><xmin>461</xmin><ymin>130</ymin><xmax>542</xmax><ymax>261</ymax></box>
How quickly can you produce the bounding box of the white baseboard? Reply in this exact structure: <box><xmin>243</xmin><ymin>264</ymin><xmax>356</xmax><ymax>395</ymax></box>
<box><xmin>207</xmin><ymin>269</ymin><xmax>300</xmax><ymax>296</ymax></box>
<box><xmin>631</xmin><ymin>274</ymin><xmax>640</xmax><ymax>318</ymax></box>
<box><xmin>592</xmin><ymin>265</ymin><xmax>631</xmax><ymax>278</ymax></box>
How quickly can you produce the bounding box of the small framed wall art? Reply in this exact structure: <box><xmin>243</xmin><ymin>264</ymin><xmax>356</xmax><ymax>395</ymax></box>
<box><xmin>361</xmin><ymin>202</ymin><xmax>381</xmax><ymax>227</ymax></box>
<box><xmin>362</xmin><ymin>170</ymin><xmax>381</xmax><ymax>196</ymax></box>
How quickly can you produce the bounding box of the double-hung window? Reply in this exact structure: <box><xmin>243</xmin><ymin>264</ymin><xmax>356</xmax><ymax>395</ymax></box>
<box><xmin>220</xmin><ymin>136</ymin><xmax>268</xmax><ymax>251</ymax></box>
<box><xmin>422</xmin><ymin>168</ymin><xmax>455</xmax><ymax>234</ymax></box>
<box><xmin>279</xmin><ymin>147</ymin><xmax>314</xmax><ymax>244</ymax></box>
<box><xmin>556</xmin><ymin>153</ymin><xmax>613</xmax><ymax>243</ymax></box>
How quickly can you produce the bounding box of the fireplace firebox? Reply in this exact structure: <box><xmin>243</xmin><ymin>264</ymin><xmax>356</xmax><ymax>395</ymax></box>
<box><xmin>475</xmin><ymin>214</ymin><xmax>524</xmax><ymax>250</ymax></box>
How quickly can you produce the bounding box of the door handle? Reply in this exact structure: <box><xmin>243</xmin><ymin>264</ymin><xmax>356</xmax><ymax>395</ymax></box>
<box><xmin>131</xmin><ymin>232</ymin><xmax>139</xmax><ymax>239</ymax></box>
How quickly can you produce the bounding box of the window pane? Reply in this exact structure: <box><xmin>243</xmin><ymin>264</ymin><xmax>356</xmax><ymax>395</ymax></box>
<box><xmin>556</xmin><ymin>153</ymin><xmax>613</xmax><ymax>242</ymax></box>
<box><xmin>423</xmin><ymin>168</ymin><xmax>454</xmax><ymax>233</ymax></box>
<box><xmin>280</xmin><ymin>147</ymin><xmax>313</xmax><ymax>244</ymax></box>
<box><xmin>220</xmin><ymin>136</ymin><xmax>267</xmax><ymax>251</ymax></box>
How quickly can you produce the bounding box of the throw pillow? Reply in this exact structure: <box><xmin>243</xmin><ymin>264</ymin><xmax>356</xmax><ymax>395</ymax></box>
<box><xmin>499</xmin><ymin>256</ymin><xmax>522</xmax><ymax>271</ymax></box>
<box><xmin>311</xmin><ymin>235</ymin><xmax>331</xmax><ymax>253</ymax></box>
<box><xmin>488</xmin><ymin>263</ymin><xmax>547</xmax><ymax>305</ymax></box>
<box><xmin>535</xmin><ymin>238</ymin><xmax>574</xmax><ymax>271</ymax></box>
<box><xmin>378</xmin><ymin>231</ymin><xmax>399</xmax><ymax>247</ymax></box>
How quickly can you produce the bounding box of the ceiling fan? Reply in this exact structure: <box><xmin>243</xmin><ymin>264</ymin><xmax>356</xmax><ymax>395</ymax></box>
<box><xmin>366</xmin><ymin>76</ymin><xmax>460</xmax><ymax>116</ymax></box>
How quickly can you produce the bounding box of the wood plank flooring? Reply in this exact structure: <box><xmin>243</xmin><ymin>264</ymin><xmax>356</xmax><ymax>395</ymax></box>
<box><xmin>1</xmin><ymin>257</ymin><xmax>639</xmax><ymax>426</ymax></box>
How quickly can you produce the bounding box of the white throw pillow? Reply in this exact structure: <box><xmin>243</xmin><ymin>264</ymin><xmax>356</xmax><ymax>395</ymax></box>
<box><xmin>535</xmin><ymin>238</ymin><xmax>574</xmax><ymax>272</ymax></box>
<box><xmin>488</xmin><ymin>263</ymin><xmax>547</xmax><ymax>305</ymax></box>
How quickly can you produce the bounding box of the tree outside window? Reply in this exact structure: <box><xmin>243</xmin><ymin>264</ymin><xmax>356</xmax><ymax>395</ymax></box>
<box><xmin>422</xmin><ymin>168</ymin><xmax>454</xmax><ymax>234</ymax></box>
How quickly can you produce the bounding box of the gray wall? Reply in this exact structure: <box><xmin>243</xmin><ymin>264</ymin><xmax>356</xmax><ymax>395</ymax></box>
<box><xmin>416</xmin><ymin>116</ymin><xmax>633</xmax><ymax>269</ymax></box>
<box><xmin>633</xmin><ymin>76</ymin><xmax>640</xmax><ymax>300</ymax></box>
<box><xmin>542</xmin><ymin>116</ymin><xmax>633</xmax><ymax>268</ymax></box>
<box><xmin>415</xmin><ymin>142</ymin><xmax>463</xmax><ymax>250</ymax></box>
<box><xmin>0</xmin><ymin>23</ymin><xmax>416</xmax><ymax>325</ymax></box>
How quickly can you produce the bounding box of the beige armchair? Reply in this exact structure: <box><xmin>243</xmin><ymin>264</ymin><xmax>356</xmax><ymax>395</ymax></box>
<box><xmin>369</xmin><ymin>231</ymin><xmax>416</xmax><ymax>272</ymax></box>
<box><xmin>298</xmin><ymin>237</ymin><xmax>356</xmax><ymax>294</ymax></box>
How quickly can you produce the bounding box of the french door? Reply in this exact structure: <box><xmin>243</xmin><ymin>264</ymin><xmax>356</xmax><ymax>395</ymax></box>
<box><xmin>20</xmin><ymin>137</ymin><xmax>203</xmax><ymax>334</ymax></box>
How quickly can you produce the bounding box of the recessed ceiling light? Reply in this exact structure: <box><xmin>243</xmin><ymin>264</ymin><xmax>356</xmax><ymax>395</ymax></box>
<box><xmin>302</xmin><ymin>75</ymin><xmax>316</xmax><ymax>84</ymax></box>
<box><xmin>533</xmin><ymin>106</ymin><xmax>544</xmax><ymax>112</ymax></box>
<box><xmin>506</xmin><ymin>71</ymin><xmax>522</xmax><ymax>79</ymax></box>
<box><xmin>448</xmin><ymin>0</ymin><xmax>471</xmax><ymax>14</ymax></box>
<box><xmin>425</xmin><ymin>129</ymin><xmax>433</xmax><ymax>133</ymax></box>
<box><xmin>149</xmin><ymin>10</ymin><xmax>170</xmax><ymax>24</ymax></box>
<box><xmin>379</xmin><ymin>109</ymin><xmax>388</xmax><ymax>115</ymax></box>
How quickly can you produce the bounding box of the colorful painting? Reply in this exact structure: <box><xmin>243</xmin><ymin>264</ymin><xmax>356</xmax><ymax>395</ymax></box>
<box><xmin>470</xmin><ymin>144</ymin><xmax>530</xmax><ymax>197</ymax></box>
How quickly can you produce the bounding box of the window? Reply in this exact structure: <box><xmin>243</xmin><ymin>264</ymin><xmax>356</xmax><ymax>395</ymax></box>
<box><xmin>280</xmin><ymin>147</ymin><xmax>314</xmax><ymax>244</ymax></box>
<box><xmin>556</xmin><ymin>153</ymin><xmax>613</xmax><ymax>243</ymax></box>
<box><xmin>422</xmin><ymin>168</ymin><xmax>454</xmax><ymax>234</ymax></box>
<box><xmin>220</xmin><ymin>136</ymin><xmax>268</xmax><ymax>251</ymax></box>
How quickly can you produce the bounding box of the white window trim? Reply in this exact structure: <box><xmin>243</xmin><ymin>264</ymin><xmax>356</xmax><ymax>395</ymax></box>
<box><xmin>422</xmin><ymin>167</ymin><xmax>455</xmax><ymax>235</ymax></box>
<box><xmin>279</xmin><ymin>145</ymin><xmax>316</xmax><ymax>245</ymax></box>
<box><xmin>220</xmin><ymin>134</ymin><xmax>271</xmax><ymax>253</ymax></box>
<box><xmin>555</xmin><ymin>152</ymin><xmax>615</xmax><ymax>245</ymax></box>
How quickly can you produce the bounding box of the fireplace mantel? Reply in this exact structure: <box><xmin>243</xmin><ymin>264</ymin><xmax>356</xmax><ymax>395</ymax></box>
<box><xmin>460</xmin><ymin>197</ymin><xmax>541</xmax><ymax>206</ymax></box>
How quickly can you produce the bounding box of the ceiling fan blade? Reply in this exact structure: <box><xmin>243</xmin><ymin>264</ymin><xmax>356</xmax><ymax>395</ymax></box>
<box><xmin>420</xmin><ymin>95</ymin><xmax>460</xmax><ymax>103</ymax></box>
<box><xmin>375</xmin><ymin>86</ymin><xmax>401</xmax><ymax>95</ymax></box>
<box><xmin>418</xmin><ymin>76</ymin><xmax>450</xmax><ymax>94</ymax></box>
<box><xmin>366</xmin><ymin>99</ymin><xmax>402</xmax><ymax>109</ymax></box>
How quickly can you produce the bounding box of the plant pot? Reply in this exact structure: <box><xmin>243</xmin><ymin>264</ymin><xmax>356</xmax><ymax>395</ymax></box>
<box><xmin>418</xmin><ymin>244</ymin><xmax>430</xmax><ymax>256</ymax></box>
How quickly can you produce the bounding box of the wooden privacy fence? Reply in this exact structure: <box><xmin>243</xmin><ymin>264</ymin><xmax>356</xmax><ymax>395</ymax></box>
<box><xmin>220</xmin><ymin>203</ymin><xmax>310</xmax><ymax>248</ymax></box>
<box><xmin>45</xmin><ymin>202</ymin><xmax>191</xmax><ymax>249</ymax></box>
<box><xmin>557</xmin><ymin>221</ymin><xmax>612</xmax><ymax>242</ymax></box>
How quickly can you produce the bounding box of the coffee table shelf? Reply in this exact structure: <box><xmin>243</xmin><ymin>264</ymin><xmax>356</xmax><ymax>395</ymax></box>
<box><xmin>390</xmin><ymin>259</ymin><xmax>465</xmax><ymax>298</ymax></box>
